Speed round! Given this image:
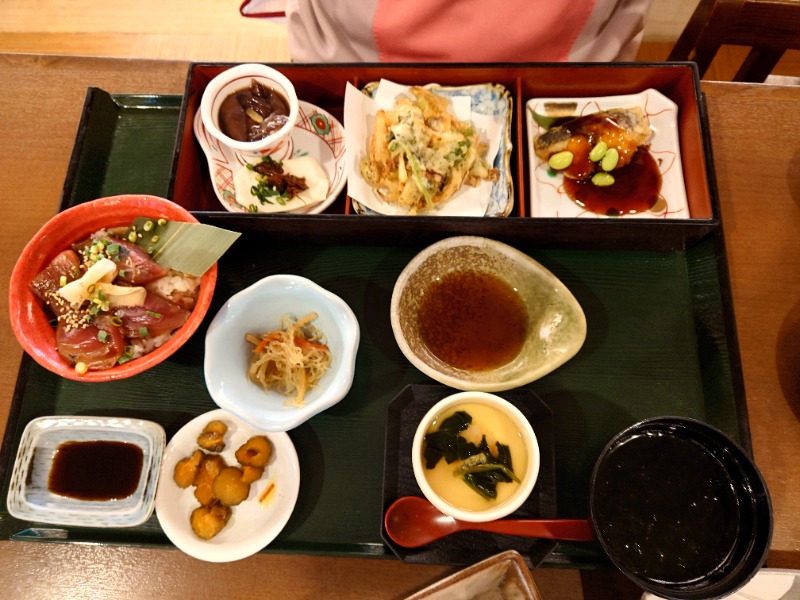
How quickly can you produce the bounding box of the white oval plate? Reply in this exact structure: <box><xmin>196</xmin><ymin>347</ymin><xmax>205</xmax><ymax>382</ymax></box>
<box><xmin>194</xmin><ymin>100</ymin><xmax>346</xmax><ymax>214</ymax></box>
<box><xmin>526</xmin><ymin>89</ymin><xmax>688</xmax><ymax>219</ymax></box>
<box><xmin>154</xmin><ymin>409</ymin><xmax>299</xmax><ymax>562</ymax></box>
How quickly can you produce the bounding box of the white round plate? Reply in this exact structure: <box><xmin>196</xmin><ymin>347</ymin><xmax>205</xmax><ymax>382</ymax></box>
<box><xmin>194</xmin><ymin>100</ymin><xmax>346</xmax><ymax>214</ymax></box>
<box><xmin>154</xmin><ymin>408</ymin><xmax>299</xmax><ymax>562</ymax></box>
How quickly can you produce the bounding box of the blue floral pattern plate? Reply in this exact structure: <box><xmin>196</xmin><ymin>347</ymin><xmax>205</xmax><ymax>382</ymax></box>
<box><xmin>347</xmin><ymin>81</ymin><xmax>513</xmax><ymax>217</ymax></box>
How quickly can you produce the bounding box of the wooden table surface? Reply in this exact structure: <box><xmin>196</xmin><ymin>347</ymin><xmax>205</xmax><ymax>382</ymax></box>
<box><xmin>0</xmin><ymin>54</ymin><xmax>798</xmax><ymax>599</ymax></box>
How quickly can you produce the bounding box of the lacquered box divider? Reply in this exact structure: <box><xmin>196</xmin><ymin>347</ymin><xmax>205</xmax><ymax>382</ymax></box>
<box><xmin>169</xmin><ymin>62</ymin><xmax>719</xmax><ymax>249</ymax></box>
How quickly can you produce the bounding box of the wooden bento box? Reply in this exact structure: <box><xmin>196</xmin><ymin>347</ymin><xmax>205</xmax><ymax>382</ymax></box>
<box><xmin>169</xmin><ymin>62</ymin><xmax>717</xmax><ymax>250</ymax></box>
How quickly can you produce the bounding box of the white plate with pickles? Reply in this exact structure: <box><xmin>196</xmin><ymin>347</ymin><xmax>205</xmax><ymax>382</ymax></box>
<box><xmin>526</xmin><ymin>89</ymin><xmax>689</xmax><ymax>219</ymax></box>
<box><xmin>154</xmin><ymin>409</ymin><xmax>299</xmax><ymax>562</ymax></box>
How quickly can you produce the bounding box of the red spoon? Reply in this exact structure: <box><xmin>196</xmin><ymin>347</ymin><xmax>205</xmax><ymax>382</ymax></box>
<box><xmin>384</xmin><ymin>496</ymin><xmax>595</xmax><ymax>548</ymax></box>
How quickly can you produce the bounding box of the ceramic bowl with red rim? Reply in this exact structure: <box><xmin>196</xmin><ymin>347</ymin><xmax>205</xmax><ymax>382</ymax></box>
<box><xmin>199</xmin><ymin>63</ymin><xmax>300</xmax><ymax>157</ymax></box>
<box><xmin>8</xmin><ymin>194</ymin><xmax>218</xmax><ymax>382</ymax></box>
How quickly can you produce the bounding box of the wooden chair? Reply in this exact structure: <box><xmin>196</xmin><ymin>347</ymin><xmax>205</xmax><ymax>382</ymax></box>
<box><xmin>668</xmin><ymin>0</ymin><xmax>800</xmax><ymax>81</ymax></box>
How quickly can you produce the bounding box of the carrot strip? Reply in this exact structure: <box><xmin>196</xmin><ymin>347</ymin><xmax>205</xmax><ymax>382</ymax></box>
<box><xmin>253</xmin><ymin>332</ymin><xmax>283</xmax><ymax>354</ymax></box>
<box><xmin>293</xmin><ymin>336</ymin><xmax>329</xmax><ymax>353</ymax></box>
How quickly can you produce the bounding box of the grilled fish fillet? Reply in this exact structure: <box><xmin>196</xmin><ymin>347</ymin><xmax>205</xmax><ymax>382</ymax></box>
<box><xmin>533</xmin><ymin>107</ymin><xmax>652</xmax><ymax>162</ymax></box>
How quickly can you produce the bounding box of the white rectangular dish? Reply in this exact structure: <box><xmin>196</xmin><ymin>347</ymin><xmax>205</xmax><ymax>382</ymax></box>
<box><xmin>526</xmin><ymin>89</ymin><xmax>688</xmax><ymax>219</ymax></box>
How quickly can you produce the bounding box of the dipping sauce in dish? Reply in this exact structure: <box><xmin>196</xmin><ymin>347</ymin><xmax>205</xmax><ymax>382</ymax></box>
<box><xmin>418</xmin><ymin>270</ymin><xmax>528</xmax><ymax>371</ymax></box>
<box><xmin>422</xmin><ymin>402</ymin><xmax>527</xmax><ymax>512</ymax></box>
<box><xmin>48</xmin><ymin>440</ymin><xmax>144</xmax><ymax>501</ymax></box>
<box><xmin>563</xmin><ymin>149</ymin><xmax>662</xmax><ymax>217</ymax></box>
<box><xmin>592</xmin><ymin>431</ymin><xmax>740</xmax><ymax>583</ymax></box>
<box><xmin>218</xmin><ymin>79</ymin><xmax>290</xmax><ymax>143</ymax></box>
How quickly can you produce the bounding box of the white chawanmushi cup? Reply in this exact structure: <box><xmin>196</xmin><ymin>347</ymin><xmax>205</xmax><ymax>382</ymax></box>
<box><xmin>412</xmin><ymin>391</ymin><xmax>539</xmax><ymax>523</ymax></box>
<box><xmin>199</xmin><ymin>63</ymin><xmax>300</xmax><ymax>157</ymax></box>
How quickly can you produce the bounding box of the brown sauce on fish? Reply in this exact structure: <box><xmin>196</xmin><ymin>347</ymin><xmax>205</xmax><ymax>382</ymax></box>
<box><xmin>563</xmin><ymin>148</ymin><xmax>662</xmax><ymax>216</ymax></box>
<box><xmin>418</xmin><ymin>270</ymin><xmax>528</xmax><ymax>371</ymax></box>
<box><xmin>48</xmin><ymin>440</ymin><xmax>143</xmax><ymax>501</ymax></box>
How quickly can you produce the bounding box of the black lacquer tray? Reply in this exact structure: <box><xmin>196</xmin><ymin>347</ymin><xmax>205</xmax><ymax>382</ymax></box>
<box><xmin>0</xmin><ymin>63</ymin><xmax>748</xmax><ymax>569</ymax></box>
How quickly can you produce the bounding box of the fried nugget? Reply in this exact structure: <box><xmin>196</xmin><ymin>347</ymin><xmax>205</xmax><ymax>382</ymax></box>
<box><xmin>235</xmin><ymin>435</ymin><xmax>272</xmax><ymax>468</ymax></box>
<box><xmin>193</xmin><ymin>453</ymin><xmax>226</xmax><ymax>506</ymax></box>
<box><xmin>190</xmin><ymin>502</ymin><xmax>232</xmax><ymax>540</ymax></box>
<box><xmin>173</xmin><ymin>449</ymin><xmax>204</xmax><ymax>488</ymax></box>
<box><xmin>240</xmin><ymin>465</ymin><xmax>264</xmax><ymax>484</ymax></box>
<box><xmin>212</xmin><ymin>466</ymin><xmax>251</xmax><ymax>507</ymax></box>
<box><xmin>197</xmin><ymin>419</ymin><xmax>228</xmax><ymax>453</ymax></box>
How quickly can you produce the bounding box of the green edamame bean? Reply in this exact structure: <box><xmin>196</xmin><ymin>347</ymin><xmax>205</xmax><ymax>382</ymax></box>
<box><xmin>592</xmin><ymin>172</ymin><xmax>615</xmax><ymax>187</ymax></box>
<box><xmin>548</xmin><ymin>151</ymin><xmax>574</xmax><ymax>171</ymax></box>
<box><xmin>600</xmin><ymin>148</ymin><xmax>619</xmax><ymax>171</ymax></box>
<box><xmin>589</xmin><ymin>141</ymin><xmax>608</xmax><ymax>162</ymax></box>
<box><xmin>601</xmin><ymin>148</ymin><xmax>619</xmax><ymax>171</ymax></box>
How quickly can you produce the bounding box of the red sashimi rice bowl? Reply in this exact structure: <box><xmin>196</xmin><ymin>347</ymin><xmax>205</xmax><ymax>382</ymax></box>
<box><xmin>9</xmin><ymin>195</ymin><xmax>218</xmax><ymax>382</ymax></box>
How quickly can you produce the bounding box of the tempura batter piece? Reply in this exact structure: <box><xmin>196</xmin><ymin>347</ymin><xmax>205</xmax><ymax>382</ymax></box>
<box><xmin>235</xmin><ymin>435</ymin><xmax>272</xmax><ymax>468</ymax></box>
<box><xmin>197</xmin><ymin>419</ymin><xmax>228</xmax><ymax>452</ymax></box>
<box><xmin>173</xmin><ymin>449</ymin><xmax>205</xmax><ymax>488</ymax></box>
<box><xmin>193</xmin><ymin>453</ymin><xmax>226</xmax><ymax>506</ymax></box>
<box><xmin>190</xmin><ymin>502</ymin><xmax>232</xmax><ymax>540</ymax></box>
<box><xmin>212</xmin><ymin>466</ymin><xmax>252</xmax><ymax>507</ymax></box>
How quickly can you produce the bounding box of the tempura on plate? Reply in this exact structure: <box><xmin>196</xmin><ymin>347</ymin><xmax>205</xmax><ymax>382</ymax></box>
<box><xmin>359</xmin><ymin>86</ymin><xmax>498</xmax><ymax>214</ymax></box>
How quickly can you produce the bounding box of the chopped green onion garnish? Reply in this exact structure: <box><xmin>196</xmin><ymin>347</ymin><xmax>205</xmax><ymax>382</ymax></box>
<box><xmin>106</xmin><ymin>243</ymin><xmax>120</xmax><ymax>255</ymax></box>
<box><xmin>97</xmin><ymin>330</ymin><xmax>109</xmax><ymax>343</ymax></box>
<box><xmin>145</xmin><ymin>311</ymin><xmax>162</xmax><ymax>318</ymax></box>
<box><xmin>139</xmin><ymin>326</ymin><xmax>149</xmax><ymax>337</ymax></box>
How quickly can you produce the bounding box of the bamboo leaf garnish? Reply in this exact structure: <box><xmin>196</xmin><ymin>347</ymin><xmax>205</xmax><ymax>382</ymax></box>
<box><xmin>125</xmin><ymin>218</ymin><xmax>241</xmax><ymax>276</ymax></box>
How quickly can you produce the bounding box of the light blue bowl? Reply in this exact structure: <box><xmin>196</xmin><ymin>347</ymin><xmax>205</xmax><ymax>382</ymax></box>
<box><xmin>204</xmin><ymin>275</ymin><xmax>360</xmax><ymax>432</ymax></box>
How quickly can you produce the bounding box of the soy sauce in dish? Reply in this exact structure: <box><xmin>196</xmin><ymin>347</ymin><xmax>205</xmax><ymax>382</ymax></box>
<box><xmin>592</xmin><ymin>431</ymin><xmax>740</xmax><ymax>583</ymax></box>
<box><xmin>418</xmin><ymin>270</ymin><xmax>528</xmax><ymax>371</ymax></box>
<box><xmin>563</xmin><ymin>148</ymin><xmax>662</xmax><ymax>216</ymax></box>
<box><xmin>218</xmin><ymin>79</ymin><xmax>290</xmax><ymax>143</ymax></box>
<box><xmin>48</xmin><ymin>440</ymin><xmax>143</xmax><ymax>501</ymax></box>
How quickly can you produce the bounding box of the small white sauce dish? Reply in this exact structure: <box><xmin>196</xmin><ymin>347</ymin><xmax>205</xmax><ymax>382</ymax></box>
<box><xmin>204</xmin><ymin>275</ymin><xmax>360</xmax><ymax>432</ymax></box>
<box><xmin>200</xmin><ymin>63</ymin><xmax>300</xmax><ymax>157</ymax></box>
<box><xmin>412</xmin><ymin>391</ymin><xmax>540</xmax><ymax>523</ymax></box>
<box><xmin>6</xmin><ymin>416</ymin><xmax>165</xmax><ymax>527</ymax></box>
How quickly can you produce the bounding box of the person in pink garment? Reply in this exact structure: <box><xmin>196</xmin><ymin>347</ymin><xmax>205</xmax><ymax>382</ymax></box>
<box><xmin>283</xmin><ymin>0</ymin><xmax>654</xmax><ymax>62</ymax></box>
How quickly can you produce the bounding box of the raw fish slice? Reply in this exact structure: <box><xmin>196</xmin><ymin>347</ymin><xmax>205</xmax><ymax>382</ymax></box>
<box><xmin>29</xmin><ymin>250</ymin><xmax>81</xmax><ymax>316</ymax></box>
<box><xmin>114</xmin><ymin>292</ymin><xmax>190</xmax><ymax>338</ymax></box>
<box><xmin>56</xmin><ymin>314</ymin><xmax>126</xmax><ymax>370</ymax></box>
